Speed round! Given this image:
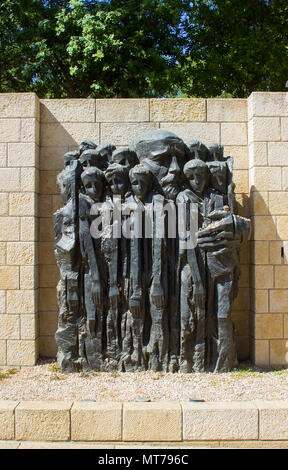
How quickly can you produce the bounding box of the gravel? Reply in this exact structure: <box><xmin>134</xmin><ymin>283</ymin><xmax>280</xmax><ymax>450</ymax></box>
<box><xmin>0</xmin><ymin>360</ymin><xmax>288</xmax><ymax>402</ymax></box>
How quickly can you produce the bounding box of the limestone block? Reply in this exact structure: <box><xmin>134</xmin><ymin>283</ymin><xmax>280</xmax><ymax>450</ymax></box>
<box><xmin>21</xmin><ymin>118</ymin><xmax>39</xmax><ymax>144</ymax></box>
<box><xmin>8</xmin><ymin>143</ymin><xmax>37</xmax><ymax>167</ymax></box>
<box><xmin>40</xmin><ymin>122</ymin><xmax>100</xmax><ymax>147</ymax></box>
<box><xmin>252</xmin><ymin>215</ymin><xmax>277</xmax><ymax>241</ymax></box>
<box><xmin>0</xmin><ymin>144</ymin><xmax>7</xmax><ymax>167</ymax></box>
<box><xmin>284</xmin><ymin>315</ymin><xmax>288</xmax><ymax>338</ymax></box>
<box><xmin>233</xmin><ymin>287</ymin><xmax>250</xmax><ymax>310</ymax></box>
<box><xmin>123</xmin><ymin>402</ymin><xmax>182</xmax><ymax>441</ymax></box>
<box><xmin>182</xmin><ymin>402</ymin><xmax>258</xmax><ymax>440</ymax></box>
<box><xmin>40</xmin><ymin>265</ymin><xmax>59</xmax><ymax>288</ymax></box>
<box><xmin>52</xmin><ymin>195</ymin><xmax>63</xmax><ymax>213</ymax></box>
<box><xmin>39</xmin><ymin>312</ymin><xmax>58</xmax><ymax>336</ymax></box>
<box><xmin>0</xmin><ymin>266</ymin><xmax>19</xmax><ymax>289</ymax></box>
<box><xmin>0</xmin><ymin>93</ymin><xmax>38</xmax><ymax>118</ymax></box>
<box><xmin>21</xmin><ymin>217</ymin><xmax>37</xmax><ymax>242</ymax></box>
<box><xmin>39</xmin><ymin>242</ymin><xmax>55</xmax><ymax>265</ymax></box>
<box><xmin>269</xmin><ymin>290</ymin><xmax>288</xmax><ymax>313</ymax></box>
<box><xmin>41</xmin><ymin>99</ymin><xmax>95</xmax><ymax>123</ymax></box>
<box><xmin>0</xmin><ymin>401</ymin><xmax>18</xmax><ymax>440</ymax></box>
<box><xmin>16</xmin><ymin>401</ymin><xmax>72</xmax><ymax>441</ymax></box>
<box><xmin>281</xmin><ymin>117</ymin><xmax>288</xmax><ymax>140</ymax></box>
<box><xmin>151</xmin><ymin>98</ymin><xmax>206</xmax><ymax>122</ymax></box>
<box><xmin>39</xmin><ymin>195</ymin><xmax>53</xmax><ymax>217</ymax></box>
<box><xmin>0</xmin><ymin>168</ymin><xmax>20</xmax><ymax>192</ymax></box>
<box><xmin>254</xmin><ymin>314</ymin><xmax>283</xmax><ymax>340</ymax></box>
<box><xmin>7</xmin><ymin>290</ymin><xmax>35</xmax><ymax>314</ymax></box>
<box><xmin>20</xmin><ymin>314</ymin><xmax>37</xmax><ymax>340</ymax></box>
<box><xmin>270</xmin><ymin>340</ymin><xmax>288</xmax><ymax>366</ymax></box>
<box><xmin>282</xmin><ymin>168</ymin><xmax>288</xmax><ymax>190</ymax></box>
<box><xmin>39</xmin><ymin>336</ymin><xmax>57</xmax><ymax>357</ymax></box>
<box><xmin>39</xmin><ymin>170</ymin><xmax>58</xmax><ymax>195</ymax></box>
<box><xmin>251</xmin><ymin>192</ymin><xmax>269</xmax><ymax>215</ymax></box>
<box><xmin>20</xmin><ymin>266</ymin><xmax>37</xmax><ymax>290</ymax></box>
<box><xmin>0</xmin><ymin>290</ymin><xmax>6</xmax><ymax>313</ymax></box>
<box><xmin>250</xmin><ymin>167</ymin><xmax>282</xmax><ymax>192</ymax></box>
<box><xmin>7</xmin><ymin>340</ymin><xmax>37</xmax><ymax>366</ymax></box>
<box><xmin>21</xmin><ymin>168</ymin><xmax>39</xmax><ymax>192</ymax></box>
<box><xmin>39</xmin><ymin>288</ymin><xmax>58</xmax><ymax>312</ymax></box>
<box><xmin>249</xmin><ymin>92</ymin><xmax>288</xmax><ymax>117</ymax></box>
<box><xmin>252</xmin><ymin>265</ymin><xmax>274</xmax><ymax>289</ymax></box>
<box><xmin>235</xmin><ymin>193</ymin><xmax>250</xmax><ymax>217</ymax></box>
<box><xmin>268</xmin><ymin>192</ymin><xmax>288</xmax><ymax>216</ymax></box>
<box><xmin>277</xmin><ymin>216</ymin><xmax>288</xmax><ymax>240</ymax></box>
<box><xmin>0</xmin><ymin>243</ymin><xmax>6</xmax><ymax>265</ymax></box>
<box><xmin>248</xmin><ymin>117</ymin><xmax>280</xmax><ymax>143</ymax></box>
<box><xmin>71</xmin><ymin>402</ymin><xmax>122</xmax><ymax>441</ymax></box>
<box><xmin>253</xmin><ymin>340</ymin><xmax>269</xmax><ymax>366</ymax></box>
<box><xmin>257</xmin><ymin>401</ymin><xmax>288</xmax><ymax>440</ymax></box>
<box><xmin>252</xmin><ymin>241</ymin><xmax>269</xmax><ymax>264</ymax></box>
<box><xmin>0</xmin><ymin>341</ymin><xmax>6</xmax><ymax>365</ymax></box>
<box><xmin>0</xmin><ymin>315</ymin><xmax>20</xmax><ymax>339</ymax></box>
<box><xmin>40</xmin><ymin>217</ymin><xmax>54</xmax><ymax>242</ymax></box>
<box><xmin>221</xmin><ymin>123</ymin><xmax>247</xmax><ymax>146</ymax></box>
<box><xmin>232</xmin><ymin>170</ymin><xmax>249</xmax><ymax>193</ymax></box>
<box><xmin>40</xmin><ymin>146</ymin><xmax>68</xmax><ymax>171</ymax></box>
<box><xmin>275</xmin><ymin>266</ymin><xmax>288</xmax><ymax>288</ymax></box>
<box><xmin>9</xmin><ymin>193</ymin><xmax>35</xmax><ymax>216</ymax></box>
<box><xmin>253</xmin><ymin>290</ymin><xmax>269</xmax><ymax>313</ymax></box>
<box><xmin>248</xmin><ymin>142</ymin><xmax>268</xmax><ymax>168</ymax></box>
<box><xmin>0</xmin><ymin>119</ymin><xmax>21</xmax><ymax>142</ymax></box>
<box><xmin>207</xmin><ymin>99</ymin><xmax>247</xmax><ymax>122</ymax></box>
<box><xmin>268</xmin><ymin>142</ymin><xmax>288</xmax><ymax>167</ymax></box>
<box><xmin>96</xmin><ymin>99</ymin><xmax>149</xmax><ymax>122</ymax></box>
<box><xmin>0</xmin><ymin>217</ymin><xmax>20</xmax><ymax>241</ymax></box>
<box><xmin>269</xmin><ymin>241</ymin><xmax>283</xmax><ymax>265</ymax></box>
<box><xmin>7</xmin><ymin>242</ymin><xmax>35</xmax><ymax>266</ymax></box>
<box><xmin>0</xmin><ymin>193</ymin><xmax>8</xmax><ymax>216</ymax></box>
<box><xmin>160</xmin><ymin>122</ymin><xmax>220</xmax><ymax>145</ymax></box>
<box><xmin>101</xmin><ymin>122</ymin><xmax>159</xmax><ymax>146</ymax></box>
<box><xmin>238</xmin><ymin>264</ymin><xmax>249</xmax><ymax>288</ymax></box>
<box><xmin>224</xmin><ymin>146</ymin><xmax>248</xmax><ymax>170</ymax></box>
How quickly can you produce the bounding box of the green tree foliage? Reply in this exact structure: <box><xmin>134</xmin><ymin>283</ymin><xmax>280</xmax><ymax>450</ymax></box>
<box><xmin>0</xmin><ymin>0</ymin><xmax>287</xmax><ymax>98</ymax></box>
<box><xmin>182</xmin><ymin>0</ymin><xmax>288</xmax><ymax>97</ymax></box>
<box><xmin>0</xmin><ymin>0</ymin><xmax>187</xmax><ymax>97</ymax></box>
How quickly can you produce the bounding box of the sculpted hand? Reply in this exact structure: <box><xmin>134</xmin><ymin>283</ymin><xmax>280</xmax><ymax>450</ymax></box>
<box><xmin>129</xmin><ymin>298</ymin><xmax>141</xmax><ymax>316</ymax></box>
<box><xmin>109</xmin><ymin>285</ymin><xmax>120</xmax><ymax>310</ymax></box>
<box><xmin>91</xmin><ymin>281</ymin><xmax>102</xmax><ymax>308</ymax></box>
<box><xmin>151</xmin><ymin>283</ymin><xmax>165</xmax><ymax>309</ymax></box>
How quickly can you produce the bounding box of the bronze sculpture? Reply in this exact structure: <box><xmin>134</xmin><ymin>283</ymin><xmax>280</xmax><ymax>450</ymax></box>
<box><xmin>54</xmin><ymin>131</ymin><xmax>250</xmax><ymax>373</ymax></box>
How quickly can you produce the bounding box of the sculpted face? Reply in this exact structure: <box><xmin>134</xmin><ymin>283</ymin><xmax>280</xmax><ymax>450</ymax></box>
<box><xmin>135</xmin><ymin>130</ymin><xmax>186</xmax><ymax>200</ymax></box>
<box><xmin>186</xmin><ymin>166</ymin><xmax>209</xmax><ymax>196</ymax></box>
<box><xmin>207</xmin><ymin>162</ymin><xmax>227</xmax><ymax>194</ymax></box>
<box><xmin>80</xmin><ymin>149</ymin><xmax>108</xmax><ymax>171</ymax></box>
<box><xmin>82</xmin><ymin>171</ymin><xmax>104</xmax><ymax>203</ymax></box>
<box><xmin>130</xmin><ymin>173</ymin><xmax>151</xmax><ymax>201</ymax></box>
<box><xmin>105</xmin><ymin>164</ymin><xmax>129</xmax><ymax>198</ymax></box>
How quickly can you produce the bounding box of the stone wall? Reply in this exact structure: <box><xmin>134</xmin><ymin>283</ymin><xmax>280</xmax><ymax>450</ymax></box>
<box><xmin>0</xmin><ymin>92</ymin><xmax>287</xmax><ymax>368</ymax></box>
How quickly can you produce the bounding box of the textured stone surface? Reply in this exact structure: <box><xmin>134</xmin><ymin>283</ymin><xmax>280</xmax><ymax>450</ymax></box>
<box><xmin>41</xmin><ymin>99</ymin><xmax>95</xmax><ymax>123</ymax></box>
<box><xmin>183</xmin><ymin>402</ymin><xmax>258</xmax><ymax>441</ymax></box>
<box><xmin>0</xmin><ymin>401</ymin><xmax>18</xmax><ymax>440</ymax></box>
<box><xmin>0</xmin><ymin>266</ymin><xmax>19</xmax><ymax>289</ymax></box>
<box><xmin>254</xmin><ymin>314</ymin><xmax>283</xmax><ymax>340</ymax></box>
<box><xmin>269</xmin><ymin>340</ymin><xmax>288</xmax><ymax>366</ymax></box>
<box><xmin>268</xmin><ymin>142</ymin><xmax>288</xmax><ymax>166</ymax></box>
<box><xmin>0</xmin><ymin>217</ymin><xmax>20</xmax><ymax>241</ymax></box>
<box><xmin>96</xmin><ymin>99</ymin><xmax>149</xmax><ymax>122</ymax></box>
<box><xmin>40</xmin><ymin>122</ymin><xmax>100</xmax><ymax>147</ymax></box>
<box><xmin>257</xmin><ymin>401</ymin><xmax>288</xmax><ymax>440</ymax></box>
<box><xmin>6</xmin><ymin>290</ymin><xmax>35</xmax><ymax>314</ymax></box>
<box><xmin>123</xmin><ymin>402</ymin><xmax>182</xmax><ymax>441</ymax></box>
<box><xmin>253</xmin><ymin>290</ymin><xmax>269</xmax><ymax>313</ymax></box>
<box><xmin>269</xmin><ymin>192</ymin><xmax>288</xmax><ymax>215</ymax></box>
<box><xmin>0</xmin><ymin>168</ymin><xmax>20</xmax><ymax>192</ymax></box>
<box><xmin>249</xmin><ymin>92</ymin><xmax>288</xmax><ymax>117</ymax></box>
<box><xmin>101</xmin><ymin>122</ymin><xmax>159</xmax><ymax>146</ymax></box>
<box><xmin>0</xmin><ymin>315</ymin><xmax>20</xmax><ymax>340</ymax></box>
<box><xmin>275</xmin><ymin>266</ymin><xmax>288</xmax><ymax>288</ymax></box>
<box><xmin>16</xmin><ymin>401</ymin><xmax>72</xmax><ymax>441</ymax></box>
<box><xmin>269</xmin><ymin>290</ymin><xmax>288</xmax><ymax>313</ymax></box>
<box><xmin>252</xmin><ymin>265</ymin><xmax>274</xmax><ymax>289</ymax></box>
<box><xmin>7</xmin><ymin>340</ymin><xmax>37</xmax><ymax>366</ymax></box>
<box><xmin>0</xmin><ymin>119</ymin><xmax>21</xmax><ymax>142</ymax></box>
<box><xmin>8</xmin><ymin>143</ymin><xmax>38</xmax><ymax>168</ymax></box>
<box><xmin>249</xmin><ymin>142</ymin><xmax>268</xmax><ymax>167</ymax></box>
<box><xmin>7</xmin><ymin>242</ymin><xmax>35</xmax><ymax>266</ymax></box>
<box><xmin>71</xmin><ymin>402</ymin><xmax>122</xmax><ymax>441</ymax></box>
<box><xmin>160</xmin><ymin>122</ymin><xmax>220</xmax><ymax>144</ymax></box>
<box><xmin>207</xmin><ymin>99</ymin><xmax>247</xmax><ymax>122</ymax></box>
<box><xmin>253</xmin><ymin>216</ymin><xmax>277</xmax><ymax>241</ymax></box>
<box><xmin>9</xmin><ymin>193</ymin><xmax>35</xmax><ymax>216</ymax></box>
<box><xmin>151</xmin><ymin>98</ymin><xmax>206</xmax><ymax>122</ymax></box>
<box><xmin>250</xmin><ymin>167</ymin><xmax>282</xmax><ymax>191</ymax></box>
<box><xmin>0</xmin><ymin>93</ymin><xmax>38</xmax><ymax>118</ymax></box>
<box><xmin>277</xmin><ymin>216</ymin><xmax>288</xmax><ymax>239</ymax></box>
<box><xmin>221</xmin><ymin>123</ymin><xmax>247</xmax><ymax>146</ymax></box>
<box><xmin>253</xmin><ymin>340</ymin><xmax>269</xmax><ymax>366</ymax></box>
<box><xmin>248</xmin><ymin>117</ymin><xmax>280</xmax><ymax>143</ymax></box>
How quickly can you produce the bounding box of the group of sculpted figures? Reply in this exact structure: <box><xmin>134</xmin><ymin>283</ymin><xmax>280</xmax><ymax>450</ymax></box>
<box><xmin>54</xmin><ymin>129</ymin><xmax>250</xmax><ymax>374</ymax></box>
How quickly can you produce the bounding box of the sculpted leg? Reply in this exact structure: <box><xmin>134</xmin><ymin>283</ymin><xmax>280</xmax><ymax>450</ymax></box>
<box><xmin>180</xmin><ymin>264</ymin><xmax>194</xmax><ymax>373</ymax></box>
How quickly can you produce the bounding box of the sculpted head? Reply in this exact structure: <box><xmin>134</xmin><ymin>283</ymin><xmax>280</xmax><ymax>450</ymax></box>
<box><xmin>207</xmin><ymin>161</ymin><xmax>227</xmax><ymax>194</ymax></box>
<box><xmin>80</xmin><ymin>149</ymin><xmax>108</xmax><ymax>171</ymax></box>
<box><xmin>79</xmin><ymin>139</ymin><xmax>97</xmax><ymax>154</ymax></box>
<box><xmin>105</xmin><ymin>163</ymin><xmax>129</xmax><ymax>198</ymax></box>
<box><xmin>134</xmin><ymin>130</ymin><xmax>186</xmax><ymax>200</ymax></box>
<box><xmin>57</xmin><ymin>168</ymin><xmax>74</xmax><ymax>203</ymax></box>
<box><xmin>63</xmin><ymin>151</ymin><xmax>79</xmax><ymax>168</ymax></box>
<box><xmin>111</xmin><ymin>147</ymin><xmax>139</xmax><ymax>169</ymax></box>
<box><xmin>129</xmin><ymin>164</ymin><xmax>153</xmax><ymax>201</ymax></box>
<box><xmin>96</xmin><ymin>143</ymin><xmax>116</xmax><ymax>163</ymax></box>
<box><xmin>208</xmin><ymin>143</ymin><xmax>224</xmax><ymax>161</ymax></box>
<box><xmin>183</xmin><ymin>159</ymin><xmax>209</xmax><ymax>196</ymax></box>
<box><xmin>81</xmin><ymin>167</ymin><xmax>105</xmax><ymax>202</ymax></box>
<box><xmin>186</xmin><ymin>140</ymin><xmax>209</xmax><ymax>161</ymax></box>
